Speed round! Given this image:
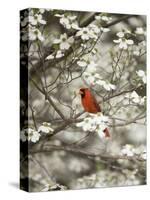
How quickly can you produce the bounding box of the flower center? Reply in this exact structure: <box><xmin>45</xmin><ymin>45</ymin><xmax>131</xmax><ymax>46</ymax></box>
<box><xmin>28</xmin><ymin>131</ymin><xmax>34</xmax><ymax>137</ymax></box>
<box><xmin>83</xmin><ymin>30</ymin><xmax>88</xmax><ymax>34</ymax></box>
<box><xmin>34</xmin><ymin>30</ymin><xmax>38</xmax><ymax>35</ymax></box>
<box><xmin>62</xmin><ymin>38</ymin><xmax>67</xmax><ymax>42</ymax></box>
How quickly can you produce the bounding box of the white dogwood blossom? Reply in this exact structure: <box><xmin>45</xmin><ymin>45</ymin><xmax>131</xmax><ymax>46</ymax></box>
<box><xmin>20</xmin><ymin>128</ymin><xmax>41</xmax><ymax>143</ymax></box>
<box><xmin>55</xmin><ymin>50</ymin><xmax>64</xmax><ymax>58</ymax></box>
<box><xmin>20</xmin><ymin>129</ymin><xmax>27</xmax><ymax>142</ymax></box>
<box><xmin>29</xmin><ymin>14</ymin><xmax>46</xmax><ymax>25</ymax></box>
<box><xmin>100</xmin><ymin>27</ymin><xmax>110</xmax><ymax>32</ymax></box>
<box><xmin>82</xmin><ymin>63</ymin><xmax>97</xmax><ymax>85</ymax></box>
<box><xmin>96</xmin><ymin>79</ymin><xmax>116</xmax><ymax>91</ymax></box>
<box><xmin>29</xmin><ymin>26</ymin><xmax>44</xmax><ymax>41</ymax></box>
<box><xmin>133</xmin><ymin>40</ymin><xmax>146</xmax><ymax>57</ymax></box>
<box><xmin>39</xmin><ymin>8</ymin><xmax>45</xmax><ymax>14</ymax></box>
<box><xmin>113</xmin><ymin>31</ymin><xmax>134</xmax><ymax>49</ymax></box>
<box><xmin>135</xmin><ymin>27</ymin><xmax>146</xmax><ymax>35</ymax></box>
<box><xmin>116</xmin><ymin>31</ymin><xmax>125</xmax><ymax>38</ymax></box>
<box><xmin>21</xmin><ymin>10</ymin><xmax>46</xmax><ymax>42</ymax></box>
<box><xmin>86</xmin><ymin>61</ymin><xmax>97</xmax><ymax>73</ymax></box>
<box><xmin>46</xmin><ymin>54</ymin><xmax>54</xmax><ymax>60</ymax></box>
<box><xmin>133</xmin><ymin>45</ymin><xmax>140</xmax><ymax>56</ymax></box>
<box><xmin>53</xmin><ymin>33</ymin><xmax>74</xmax><ymax>50</ymax></box>
<box><xmin>88</xmin><ymin>24</ymin><xmax>100</xmax><ymax>39</ymax></box>
<box><xmin>78</xmin><ymin>59</ymin><xmax>116</xmax><ymax>90</ymax></box>
<box><xmin>113</xmin><ymin>38</ymin><xmax>134</xmax><ymax>49</ymax></box>
<box><xmin>77</xmin><ymin>59</ymin><xmax>97</xmax><ymax>70</ymax></box>
<box><xmin>38</xmin><ymin>122</ymin><xmax>54</xmax><ymax>134</ymax></box>
<box><xmin>76</xmin><ymin>24</ymin><xmax>100</xmax><ymax>41</ymax></box>
<box><xmin>76</xmin><ymin>27</ymin><xmax>93</xmax><ymax>40</ymax></box>
<box><xmin>140</xmin><ymin>149</ymin><xmax>146</xmax><ymax>160</ymax></box>
<box><xmin>21</xmin><ymin>16</ymin><xmax>28</xmax><ymax>27</ymax></box>
<box><xmin>76</xmin><ymin>113</ymin><xmax>109</xmax><ymax>138</ymax></box>
<box><xmin>46</xmin><ymin>50</ymin><xmax>64</xmax><ymax>60</ymax></box>
<box><xmin>77</xmin><ymin>60</ymin><xmax>87</xmax><ymax>67</ymax></box>
<box><xmin>136</xmin><ymin>70</ymin><xmax>146</xmax><ymax>84</ymax></box>
<box><xmin>125</xmin><ymin>91</ymin><xmax>146</xmax><ymax>105</ymax></box>
<box><xmin>95</xmin><ymin>15</ymin><xmax>112</xmax><ymax>22</ymax></box>
<box><xmin>121</xmin><ymin>144</ymin><xmax>135</xmax><ymax>157</ymax></box>
<box><xmin>78</xmin><ymin>60</ymin><xmax>98</xmax><ymax>84</ymax></box>
<box><xmin>83</xmin><ymin>72</ymin><xmax>116</xmax><ymax>89</ymax></box>
<box><xmin>55</xmin><ymin>14</ymin><xmax>80</xmax><ymax>30</ymax></box>
<box><xmin>42</xmin><ymin>183</ymin><xmax>67</xmax><ymax>192</ymax></box>
<box><xmin>75</xmin><ymin>167</ymin><xmax>142</xmax><ymax>189</ymax></box>
<box><xmin>139</xmin><ymin>40</ymin><xmax>146</xmax><ymax>47</ymax></box>
<box><xmin>121</xmin><ymin>144</ymin><xmax>146</xmax><ymax>160</ymax></box>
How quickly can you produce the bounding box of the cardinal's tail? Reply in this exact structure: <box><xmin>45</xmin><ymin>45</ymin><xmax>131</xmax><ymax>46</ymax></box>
<box><xmin>103</xmin><ymin>128</ymin><xmax>110</xmax><ymax>137</ymax></box>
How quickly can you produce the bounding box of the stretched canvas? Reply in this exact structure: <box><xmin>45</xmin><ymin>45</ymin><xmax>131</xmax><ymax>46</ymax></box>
<box><xmin>20</xmin><ymin>8</ymin><xmax>147</xmax><ymax>192</ymax></box>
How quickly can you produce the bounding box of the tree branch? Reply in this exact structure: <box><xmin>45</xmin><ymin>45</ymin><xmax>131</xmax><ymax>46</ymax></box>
<box><xmin>30</xmin><ymin>145</ymin><xmax>145</xmax><ymax>162</ymax></box>
<box><xmin>30</xmin><ymin>76</ymin><xmax>66</xmax><ymax>120</ymax></box>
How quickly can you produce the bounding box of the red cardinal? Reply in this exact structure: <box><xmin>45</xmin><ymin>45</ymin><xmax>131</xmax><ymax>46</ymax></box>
<box><xmin>79</xmin><ymin>88</ymin><xmax>110</xmax><ymax>137</ymax></box>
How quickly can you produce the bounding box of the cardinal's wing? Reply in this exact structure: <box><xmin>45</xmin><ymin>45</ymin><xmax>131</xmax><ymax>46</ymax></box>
<box><xmin>91</xmin><ymin>94</ymin><xmax>101</xmax><ymax>112</ymax></box>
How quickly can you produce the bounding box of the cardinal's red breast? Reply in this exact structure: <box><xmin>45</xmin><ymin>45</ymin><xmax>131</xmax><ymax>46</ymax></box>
<box><xmin>81</xmin><ymin>88</ymin><xmax>101</xmax><ymax>113</ymax></box>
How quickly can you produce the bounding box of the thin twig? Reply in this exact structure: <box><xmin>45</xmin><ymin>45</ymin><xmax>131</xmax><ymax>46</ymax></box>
<box><xmin>29</xmin><ymin>104</ymin><xmax>37</xmax><ymax>130</ymax></box>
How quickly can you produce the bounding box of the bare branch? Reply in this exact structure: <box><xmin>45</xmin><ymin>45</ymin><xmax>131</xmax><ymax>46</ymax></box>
<box><xmin>30</xmin><ymin>145</ymin><xmax>145</xmax><ymax>162</ymax></box>
<box><xmin>30</xmin><ymin>76</ymin><xmax>66</xmax><ymax>120</ymax></box>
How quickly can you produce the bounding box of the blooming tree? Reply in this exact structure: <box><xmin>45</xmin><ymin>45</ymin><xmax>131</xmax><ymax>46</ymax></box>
<box><xmin>20</xmin><ymin>9</ymin><xmax>146</xmax><ymax>192</ymax></box>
